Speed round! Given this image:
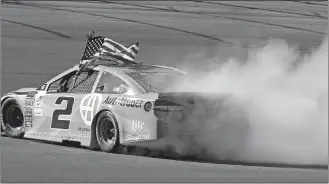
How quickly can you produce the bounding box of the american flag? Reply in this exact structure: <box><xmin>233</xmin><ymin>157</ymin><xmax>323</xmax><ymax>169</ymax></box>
<box><xmin>81</xmin><ymin>36</ymin><xmax>105</xmax><ymax>61</ymax></box>
<box><xmin>94</xmin><ymin>38</ymin><xmax>140</xmax><ymax>65</ymax></box>
<box><xmin>81</xmin><ymin>36</ymin><xmax>140</xmax><ymax>65</ymax></box>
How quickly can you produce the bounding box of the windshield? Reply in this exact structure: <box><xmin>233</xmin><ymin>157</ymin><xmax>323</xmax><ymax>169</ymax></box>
<box><xmin>126</xmin><ymin>72</ymin><xmax>185</xmax><ymax>93</ymax></box>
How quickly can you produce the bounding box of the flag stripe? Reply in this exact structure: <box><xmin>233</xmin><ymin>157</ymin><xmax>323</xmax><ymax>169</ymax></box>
<box><xmin>130</xmin><ymin>47</ymin><xmax>138</xmax><ymax>56</ymax></box>
<box><xmin>127</xmin><ymin>43</ymin><xmax>139</xmax><ymax>57</ymax></box>
<box><xmin>102</xmin><ymin>41</ymin><xmax>135</xmax><ymax>60</ymax></box>
<box><xmin>104</xmin><ymin>39</ymin><xmax>125</xmax><ymax>52</ymax></box>
<box><xmin>102</xmin><ymin>41</ymin><xmax>118</xmax><ymax>53</ymax></box>
<box><xmin>98</xmin><ymin>55</ymin><xmax>125</xmax><ymax>64</ymax></box>
<box><xmin>107</xmin><ymin>52</ymin><xmax>134</xmax><ymax>62</ymax></box>
<box><xmin>100</xmin><ymin>45</ymin><xmax>117</xmax><ymax>54</ymax></box>
<box><xmin>104</xmin><ymin>38</ymin><xmax>126</xmax><ymax>51</ymax></box>
<box><xmin>102</xmin><ymin>52</ymin><xmax>138</xmax><ymax>64</ymax></box>
<box><xmin>104</xmin><ymin>39</ymin><xmax>136</xmax><ymax>59</ymax></box>
<box><xmin>100</xmin><ymin>43</ymin><xmax>137</xmax><ymax>61</ymax></box>
<box><xmin>98</xmin><ymin>48</ymin><xmax>134</xmax><ymax>61</ymax></box>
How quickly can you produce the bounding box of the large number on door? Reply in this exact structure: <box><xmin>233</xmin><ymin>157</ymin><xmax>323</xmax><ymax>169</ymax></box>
<box><xmin>51</xmin><ymin>97</ymin><xmax>74</xmax><ymax>129</ymax></box>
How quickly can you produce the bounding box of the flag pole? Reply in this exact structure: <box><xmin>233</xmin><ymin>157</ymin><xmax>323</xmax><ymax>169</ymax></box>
<box><xmin>80</xmin><ymin>31</ymin><xmax>95</xmax><ymax>65</ymax></box>
<box><xmin>70</xmin><ymin>31</ymin><xmax>96</xmax><ymax>91</ymax></box>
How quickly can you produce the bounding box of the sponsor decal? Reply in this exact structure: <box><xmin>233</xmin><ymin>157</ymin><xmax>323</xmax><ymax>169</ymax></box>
<box><xmin>34</xmin><ymin>96</ymin><xmax>44</xmax><ymax>116</ymax></box>
<box><xmin>25</xmin><ymin>94</ymin><xmax>36</xmax><ymax>107</ymax></box>
<box><xmin>80</xmin><ymin>94</ymin><xmax>102</xmax><ymax>126</ymax></box>
<box><xmin>25</xmin><ymin>98</ymin><xmax>34</xmax><ymax>106</ymax></box>
<box><xmin>103</xmin><ymin>97</ymin><xmax>144</xmax><ymax>108</ymax></box>
<box><xmin>24</xmin><ymin>115</ymin><xmax>33</xmax><ymax>127</ymax></box>
<box><xmin>125</xmin><ymin>134</ymin><xmax>150</xmax><ymax>141</ymax></box>
<box><xmin>26</xmin><ymin>91</ymin><xmax>38</xmax><ymax>97</ymax></box>
<box><xmin>24</xmin><ymin>116</ymin><xmax>32</xmax><ymax>121</ymax></box>
<box><xmin>24</xmin><ymin>106</ymin><xmax>33</xmax><ymax>114</ymax></box>
<box><xmin>131</xmin><ymin>120</ymin><xmax>145</xmax><ymax>132</ymax></box>
<box><xmin>24</xmin><ymin>106</ymin><xmax>33</xmax><ymax>117</ymax></box>
<box><xmin>35</xmin><ymin>96</ymin><xmax>44</xmax><ymax>107</ymax></box>
<box><xmin>144</xmin><ymin>101</ymin><xmax>153</xmax><ymax>112</ymax></box>
<box><xmin>24</xmin><ymin>93</ymin><xmax>35</xmax><ymax>127</ymax></box>
<box><xmin>78</xmin><ymin>127</ymin><xmax>91</xmax><ymax>136</ymax></box>
<box><xmin>25</xmin><ymin>121</ymin><xmax>33</xmax><ymax>127</ymax></box>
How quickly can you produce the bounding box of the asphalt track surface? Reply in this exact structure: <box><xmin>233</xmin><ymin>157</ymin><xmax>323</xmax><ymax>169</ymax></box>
<box><xmin>1</xmin><ymin>0</ymin><xmax>328</xmax><ymax>183</ymax></box>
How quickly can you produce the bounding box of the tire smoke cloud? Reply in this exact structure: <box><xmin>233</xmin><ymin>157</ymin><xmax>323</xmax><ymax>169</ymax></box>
<box><xmin>173</xmin><ymin>36</ymin><xmax>328</xmax><ymax>165</ymax></box>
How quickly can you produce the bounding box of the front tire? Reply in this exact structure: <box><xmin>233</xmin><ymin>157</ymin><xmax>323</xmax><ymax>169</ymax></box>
<box><xmin>95</xmin><ymin>111</ymin><xmax>120</xmax><ymax>153</ymax></box>
<box><xmin>2</xmin><ymin>99</ymin><xmax>25</xmax><ymax>138</ymax></box>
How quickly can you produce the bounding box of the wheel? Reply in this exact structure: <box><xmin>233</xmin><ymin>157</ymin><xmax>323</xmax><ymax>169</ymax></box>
<box><xmin>2</xmin><ymin>99</ymin><xmax>25</xmax><ymax>138</ymax></box>
<box><xmin>95</xmin><ymin>111</ymin><xmax>120</xmax><ymax>153</ymax></box>
<box><xmin>1</xmin><ymin>112</ymin><xmax>4</xmax><ymax>132</ymax></box>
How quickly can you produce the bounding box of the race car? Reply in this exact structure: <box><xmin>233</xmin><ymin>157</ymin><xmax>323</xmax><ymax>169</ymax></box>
<box><xmin>1</xmin><ymin>59</ymin><xmax>184</xmax><ymax>152</ymax></box>
<box><xmin>1</xmin><ymin>33</ymin><xmax>248</xmax><ymax>155</ymax></box>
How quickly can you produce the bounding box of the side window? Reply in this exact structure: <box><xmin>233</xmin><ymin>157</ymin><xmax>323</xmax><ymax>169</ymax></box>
<box><xmin>47</xmin><ymin>70</ymin><xmax>99</xmax><ymax>93</ymax></box>
<box><xmin>68</xmin><ymin>70</ymin><xmax>98</xmax><ymax>93</ymax></box>
<box><xmin>96</xmin><ymin>72</ymin><xmax>131</xmax><ymax>94</ymax></box>
<box><xmin>47</xmin><ymin>71</ymin><xmax>76</xmax><ymax>93</ymax></box>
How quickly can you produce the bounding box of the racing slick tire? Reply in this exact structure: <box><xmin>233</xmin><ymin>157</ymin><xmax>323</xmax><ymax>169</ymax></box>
<box><xmin>1</xmin><ymin>98</ymin><xmax>25</xmax><ymax>138</ymax></box>
<box><xmin>95</xmin><ymin>111</ymin><xmax>120</xmax><ymax>153</ymax></box>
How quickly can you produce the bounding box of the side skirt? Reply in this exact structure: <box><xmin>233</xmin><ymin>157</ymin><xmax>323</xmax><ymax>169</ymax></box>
<box><xmin>24</xmin><ymin>133</ymin><xmax>92</xmax><ymax>147</ymax></box>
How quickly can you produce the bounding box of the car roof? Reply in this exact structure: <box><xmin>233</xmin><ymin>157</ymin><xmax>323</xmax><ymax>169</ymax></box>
<box><xmin>88</xmin><ymin>59</ymin><xmax>186</xmax><ymax>74</ymax></box>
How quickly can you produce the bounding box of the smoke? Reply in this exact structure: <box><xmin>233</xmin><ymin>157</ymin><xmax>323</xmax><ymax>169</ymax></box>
<box><xmin>155</xmin><ymin>36</ymin><xmax>328</xmax><ymax>165</ymax></box>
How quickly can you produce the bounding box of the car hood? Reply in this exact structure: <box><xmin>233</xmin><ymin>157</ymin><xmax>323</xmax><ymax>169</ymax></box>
<box><xmin>2</xmin><ymin>88</ymin><xmax>37</xmax><ymax>97</ymax></box>
<box><xmin>14</xmin><ymin>88</ymin><xmax>38</xmax><ymax>93</ymax></box>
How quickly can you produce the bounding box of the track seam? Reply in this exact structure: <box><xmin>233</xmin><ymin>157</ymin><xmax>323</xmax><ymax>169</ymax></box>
<box><xmin>100</xmin><ymin>1</ymin><xmax>326</xmax><ymax>35</ymax></box>
<box><xmin>2</xmin><ymin>19</ymin><xmax>71</xmax><ymax>39</ymax></box>
<box><xmin>3</xmin><ymin>1</ymin><xmax>233</xmax><ymax>46</ymax></box>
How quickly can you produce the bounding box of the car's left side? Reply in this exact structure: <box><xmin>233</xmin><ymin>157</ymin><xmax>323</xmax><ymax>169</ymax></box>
<box><xmin>1</xmin><ymin>63</ymin><xmax>163</xmax><ymax>153</ymax></box>
<box><xmin>1</xmin><ymin>65</ymin><xmax>99</xmax><ymax>144</ymax></box>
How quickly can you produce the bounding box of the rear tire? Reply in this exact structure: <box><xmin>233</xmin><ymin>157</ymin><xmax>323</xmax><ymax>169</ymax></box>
<box><xmin>2</xmin><ymin>99</ymin><xmax>25</xmax><ymax>138</ymax></box>
<box><xmin>1</xmin><ymin>112</ymin><xmax>4</xmax><ymax>132</ymax></box>
<box><xmin>95</xmin><ymin>111</ymin><xmax>120</xmax><ymax>153</ymax></box>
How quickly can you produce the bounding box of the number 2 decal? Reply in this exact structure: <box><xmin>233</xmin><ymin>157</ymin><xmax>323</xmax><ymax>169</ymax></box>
<box><xmin>51</xmin><ymin>97</ymin><xmax>74</xmax><ymax>129</ymax></box>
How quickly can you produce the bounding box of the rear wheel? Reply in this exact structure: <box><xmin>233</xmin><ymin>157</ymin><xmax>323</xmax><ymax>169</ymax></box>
<box><xmin>1</xmin><ymin>112</ymin><xmax>4</xmax><ymax>132</ymax></box>
<box><xmin>2</xmin><ymin>99</ymin><xmax>25</xmax><ymax>138</ymax></box>
<box><xmin>95</xmin><ymin>111</ymin><xmax>120</xmax><ymax>153</ymax></box>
